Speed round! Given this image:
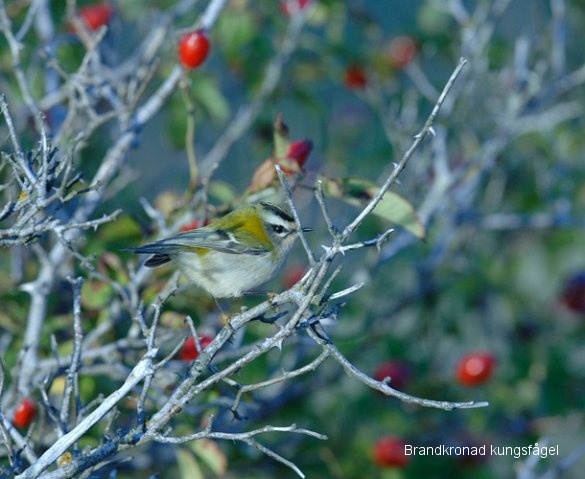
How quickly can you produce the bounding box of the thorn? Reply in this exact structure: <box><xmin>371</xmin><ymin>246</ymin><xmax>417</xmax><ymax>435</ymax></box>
<box><xmin>253</xmin><ymin>311</ymin><xmax>287</xmax><ymax>324</ymax></box>
<box><xmin>376</xmin><ymin>228</ymin><xmax>395</xmax><ymax>251</ymax></box>
<box><xmin>230</xmin><ymin>408</ymin><xmax>247</xmax><ymax>421</ymax></box>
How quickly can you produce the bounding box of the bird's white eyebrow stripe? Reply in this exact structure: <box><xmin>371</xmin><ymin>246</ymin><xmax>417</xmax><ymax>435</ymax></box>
<box><xmin>260</xmin><ymin>202</ymin><xmax>295</xmax><ymax>223</ymax></box>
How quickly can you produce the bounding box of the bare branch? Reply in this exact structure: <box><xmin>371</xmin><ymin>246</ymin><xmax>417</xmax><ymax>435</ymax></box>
<box><xmin>307</xmin><ymin>328</ymin><xmax>488</xmax><ymax>411</ymax></box>
<box><xmin>16</xmin><ymin>351</ymin><xmax>158</xmax><ymax>479</ymax></box>
<box><xmin>59</xmin><ymin>277</ymin><xmax>84</xmax><ymax>429</ymax></box>
<box><xmin>341</xmin><ymin>57</ymin><xmax>468</xmax><ymax>240</ymax></box>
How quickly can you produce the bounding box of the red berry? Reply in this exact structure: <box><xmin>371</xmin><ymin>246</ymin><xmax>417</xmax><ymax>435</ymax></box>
<box><xmin>280</xmin><ymin>0</ymin><xmax>311</xmax><ymax>16</ymax></box>
<box><xmin>373</xmin><ymin>360</ymin><xmax>411</xmax><ymax>390</ymax></box>
<box><xmin>78</xmin><ymin>3</ymin><xmax>113</xmax><ymax>31</ymax></box>
<box><xmin>288</xmin><ymin>139</ymin><xmax>312</xmax><ymax>165</ymax></box>
<box><xmin>179</xmin><ymin>335</ymin><xmax>213</xmax><ymax>361</ymax></box>
<box><xmin>178</xmin><ymin>31</ymin><xmax>211</xmax><ymax>69</ymax></box>
<box><xmin>561</xmin><ymin>272</ymin><xmax>585</xmax><ymax>314</ymax></box>
<box><xmin>13</xmin><ymin>398</ymin><xmax>37</xmax><ymax>429</ymax></box>
<box><xmin>179</xmin><ymin>219</ymin><xmax>207</xmax><ymax>232</ymax></box>
<box><xmin>344</xmin><ymin>65</ymin><xmax>368</xmax><ymax>89</ymax></box>
<box><xmin>456</xmin><ymin>352</ymin><xmax>495</xmax><ymax>387</ymax></box>
<box><xmin>282</xmin><ymin>264</ymin><xmax>307</xmax><ymax>289</ymax></box>
<box><xmin>279</xmin><ymin>139</ymin><xmax>313</xmax><ymax>175</ymax></box>
<box><xmin>388</xmin><ymin>36</ymin><xmax>417</xmax><ymax>70</ymax></box>
<box><xmin>373</xmin><ymin>436</ymin><xmax>410</xmax><ymax>468</ymax></box>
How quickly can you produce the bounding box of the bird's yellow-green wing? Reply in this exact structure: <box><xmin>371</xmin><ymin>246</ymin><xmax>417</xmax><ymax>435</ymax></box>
<box><xmin>130</xmin><ymin>227</ymin><xmax>269</xmax><ymax>258</ymax></box>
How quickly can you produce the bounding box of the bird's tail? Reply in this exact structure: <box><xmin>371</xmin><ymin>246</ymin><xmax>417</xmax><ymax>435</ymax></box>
<box><xmin>125</xmin><ymin>241</ymin><xmax>183</xmax><ymax>267</ymax></box>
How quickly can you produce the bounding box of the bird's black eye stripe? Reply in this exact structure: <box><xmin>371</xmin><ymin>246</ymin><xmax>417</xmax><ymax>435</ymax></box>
<box><xmin>271</xmin><ymin>224</ymin><xmax>285</xmax><ymax>234</ymax></box>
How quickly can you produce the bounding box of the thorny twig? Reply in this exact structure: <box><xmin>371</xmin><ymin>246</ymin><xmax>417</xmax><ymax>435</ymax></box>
<box><xmin>5</xmin><ymin>1</ymin><xmax>583</xmax><ymax>477</ymax></box>
<box><xmin>58</xmin><ymin>277</ymin><xmax>84</xmax><ymax>431</ymax></box>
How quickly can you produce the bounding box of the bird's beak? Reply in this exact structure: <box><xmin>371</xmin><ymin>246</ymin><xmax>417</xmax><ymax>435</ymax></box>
<box><xmin>301</xmin><ymin>227</ymin><xmax>313</xmax><ymax>233</ymax></box>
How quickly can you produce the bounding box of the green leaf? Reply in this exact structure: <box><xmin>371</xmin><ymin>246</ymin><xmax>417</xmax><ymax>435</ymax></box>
<box><xmin>191</xmin><ymin>76</ymin><xmax>230</xmax><ymax>124</ymax></box>
<box><xmin>216</xmin><ymin>8</ymin><xmax>257</xmax><ymax>58</ymax></box>
<box><xmin>0</xmin><ymin>310</ymin><xmax>19</xmax><ymax>334</ymax></box>
<box><xmin>188</xmin><ymin>438</ymin><xmax>227</xmax><ymax>475</ymax></box>
<box><xmin>245</xmin><ymin>185</ymin><xmax>286</xmax><ymax>206</ymax></box>
<box><xmin>81</xmin><ymin>280</ymin><xmax>113</xmax><ymax>311</ymax></box>
<box><xmin>273</xmin><ymin>115</ymin><xmax>291</xmax><ymax>160</ymax></box>
<box><xmin>208</xmin><ymin>180</ymin><xmax>238</xmax><ymax>204</ymax></box>
<box><xmin>372</xmin><ymin>190</ymin><xmax>424</xmax><ymax>238</ymax></box>
<box><xmin>320</xmin><ymin>176</ymin><xmax>425</xmax><ymax>238</ymax></box>
<box><xmin>96</xmin><ymin>215</ymin><xmax>142</xmax><ymax>245</ymax></box>
<box><xmin>176</xmin><ymin>448</ymin><xmax>204</xmax><ymax>479</ymax></box>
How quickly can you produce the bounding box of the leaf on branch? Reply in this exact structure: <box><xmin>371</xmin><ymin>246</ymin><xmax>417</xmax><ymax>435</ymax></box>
<box><xmin>208</xmin><ymin>180</ymin><xmax>238</xmax><ymax>204</ymax></box>
<box><xmin>191</xmin><ymin>76</ymin><xmax>230</xmax><ymax>124</ymax></box>
<box><xmin>96</xmin><ymin>215</ymin><xmax>142</xmax><ymax>245</ymax></box>
<box><xmin>273</xmin><ymin>114</ymin><xmax>291</xmax><ymax>160</ymax></box>
<box><xmin>188</xmin><ymin>438</ymin><xmax>228</xmax><ymax>475</ymax></box>
<box><xmin>248</xmin><ymin>158</ymin><xmax>278</xmax><ymax>192</ymax></box>
<box><xmin>319</xmin><ymin>175</ymin><xmax>425</xmax><ymax>238</ymax></box>
<box><xmin>176</xmin><ymin>447</ymin><xmax>205</xmax><ymax>479</ymax></box>
<box><xmin>248</xmin><ymin>115</ymin><xmax>313</xmax><ymax>193</ymax></box>
<box><xmin>0</xmin><ymin>310</ymin><xmax>19</xmax><ymax>334</ymax></box>
<box><xmin>97</xmin><ymin>252</ymin><xmax>129</xmax><ymax>284</ymax></box>
<box><xmin>81</xmin><ymin>279</ymin><xmax>113</xmax><ymax>311</ymax></box>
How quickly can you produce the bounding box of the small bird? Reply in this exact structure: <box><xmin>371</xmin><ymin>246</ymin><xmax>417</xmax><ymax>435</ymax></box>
<box><xmin>130</xmin><ymin>202</ymin><xmax>310</xmax><ymax>298</ymax></box>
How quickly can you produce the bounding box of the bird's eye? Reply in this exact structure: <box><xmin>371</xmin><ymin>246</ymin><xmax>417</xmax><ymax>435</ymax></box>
<box><xmin>271</xmin><ymin>224</ymin><xmax>285</xmax><ymax>234</ymax></box>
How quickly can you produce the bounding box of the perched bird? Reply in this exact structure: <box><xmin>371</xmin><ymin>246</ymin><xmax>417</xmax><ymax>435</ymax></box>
<box><xmin>130</xmin><ymin>202</ymin><xmax>310</xmax><ymax>298</ymax></box>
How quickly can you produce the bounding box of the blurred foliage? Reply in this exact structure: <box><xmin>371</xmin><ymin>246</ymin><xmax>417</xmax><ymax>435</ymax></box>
<box><xmin>2</xmin><ymin>0</ymin><xmax>585</xmax><ymax>478</ymax></box>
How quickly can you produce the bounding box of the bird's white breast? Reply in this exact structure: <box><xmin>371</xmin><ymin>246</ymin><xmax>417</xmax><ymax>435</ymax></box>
<box><xmin>175</xmin><ymin>250</ymin><xmax>278</xmax><ymax>298</ymax></box>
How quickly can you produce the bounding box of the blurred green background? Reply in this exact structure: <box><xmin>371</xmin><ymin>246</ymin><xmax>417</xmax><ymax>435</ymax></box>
<box><xmin>2</xmin><ymin>0</ymin><xmax>585</xmax><ymax>478</ymax></box>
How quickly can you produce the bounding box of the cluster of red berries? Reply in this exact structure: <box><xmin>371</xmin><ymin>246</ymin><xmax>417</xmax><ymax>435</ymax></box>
<box><xmin>344</xmin><ymin>36</ymin><xmax>418</xmax><ymax>90</ymax></box>
<box><xmin>370</xmin><ymin>352</ymin><xmax>495</xmax><ymax>469</ymax></box>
